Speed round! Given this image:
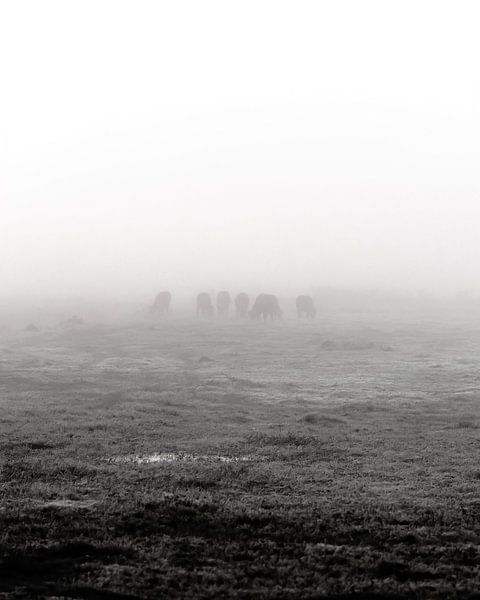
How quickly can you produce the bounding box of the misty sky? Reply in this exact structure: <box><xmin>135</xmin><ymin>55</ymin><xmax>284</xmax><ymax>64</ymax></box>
<box><xmin>2</xmin><ymin>1</ymin><xmax>479</xmax><ymax>297</ymax></box>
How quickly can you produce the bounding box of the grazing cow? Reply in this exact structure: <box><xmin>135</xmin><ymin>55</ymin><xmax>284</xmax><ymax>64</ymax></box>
<box><xmin>296</xmin><ymin>295</ymin><xmax>316</xmax><ymax>318</ymax></box>
<box><xmin>151</xmin><ymin>291</ymin><xmax>172</xmax><ymax>315</ymax></box>
<box><xmin>196</xmin><ymin>292</ymin><xmax>214</xmax><ymax>317</ymax></box>
<box><xmin>235</xmin><ymin>292</ymin><xmax>250</xmax><ymax>318</ymax></box>
<box><xmin>249</xmin><ymin>294</ymin><xmax>282</xmax><ymax>321</ymax></box>
<box><xmin>216</xmin><ymin>291</ymin><xmax>231</xmax><ymax>316</ymax></box>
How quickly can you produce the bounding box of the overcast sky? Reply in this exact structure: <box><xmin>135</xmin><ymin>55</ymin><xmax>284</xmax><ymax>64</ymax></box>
<box><xmin>2</xmin><ymin>0</ymin><xmax>479</xmax><ymax>298</ymax></box>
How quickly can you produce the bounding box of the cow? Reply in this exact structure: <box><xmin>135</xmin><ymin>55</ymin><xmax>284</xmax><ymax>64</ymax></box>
<box><xmin>216</xmin><ymin>291</ymin><xmax>231</xmax><ymax>316</ymax></box>
<box><xmin>249</xmin><ymin>294</ymin><xmax>282</xmax><ymax>321</ymax></box>
<box><xmin>234</xmin><ymin>292</ymin><xmax>250</xmax><ymax>318</ymax></box>
<box><xmin>151</xmin><ymin>291</ymin><xmax>171</xmax><ymax>315</ymax></box>
<box><xmin>296</xmin><ymin>295</ymin><xmax>316</xmax><ymax>318</ymax></box>
<box><xmin>196</xmin><ymin>292</ymin><xmax>214</xmax><ymax>317</ymax></box>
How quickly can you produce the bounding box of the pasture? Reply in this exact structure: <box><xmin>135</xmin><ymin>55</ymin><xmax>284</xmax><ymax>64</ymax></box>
<box><xmin>1</xmin><ymin>307</ymin><xmax>480</xmax><ymax>598</ymax></box>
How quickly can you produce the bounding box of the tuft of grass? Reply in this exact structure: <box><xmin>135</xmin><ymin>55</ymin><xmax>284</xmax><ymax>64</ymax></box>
<box><xmin>299</xmin><ymin>413</ymin><xmax>345</xmax><ymax>425</ymax></box>
<box><xmin>451</xmin><ymin>420</ymin><xmax>479</xmax><ymax>429</ymax></box>
<box><xmin>321</xmin><ymin>339</ymin><xmax>375</xmax><ymax>351</ymax></box>
<box><xmin>26</xmin><ymin>441</ymin><xmax>63</xmax><ymax>450</ymax></box>
<box><xmin>246</xmin><ymin>431</ymin><xmax>320</xmax><ymax>447</ymax></box>
<box><xmin>244</xmin><ymin>431</ymin><xmax>342</xmax><ymax>463</ymax></box>
<box><xmin>198</xmin><ymin>356</ymin><xmax>214</xmax><ymax>363</ymax></box>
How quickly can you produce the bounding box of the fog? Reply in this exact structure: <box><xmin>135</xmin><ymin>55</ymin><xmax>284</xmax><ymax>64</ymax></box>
<box><xmin>2</xmin><ymin>0</ymin><xmax>479</xmax><ymax>300</ymax></box>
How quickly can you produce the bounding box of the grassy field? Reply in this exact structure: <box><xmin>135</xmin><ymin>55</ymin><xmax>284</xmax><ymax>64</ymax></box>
<box><xmin>1</xmin><ymin>310</ymin><xmax>480</xmax><ymax>599</ymax></box>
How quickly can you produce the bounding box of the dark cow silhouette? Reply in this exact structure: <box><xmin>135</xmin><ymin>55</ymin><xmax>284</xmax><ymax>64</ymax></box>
<box><xmin>151</xmin><ymin>291</ymin><xmax>171</xmax><ymax>315</ymax></box>
<box><xmin>216</xmin><ymin>291</ymin><xmax>231</xmax><ymax>316</ymax></box>
<box><xmin>296</xmin><ymin>295</ymin><xmax>316</xmax><ymax>318</ymax></box>
<box><xmin>235</xmin><ymin>292</ymin><xmax>250</xmax><ymax>318</ymax></box>
<box><xmin>249</xmin><ymin>294</ymin><xmax>282</xmax><ymax>321</ymax></box>
<box><xmin>196</xmin><ymin>292</ymin><xmax>214</xmax><ymax>317</ymax></box>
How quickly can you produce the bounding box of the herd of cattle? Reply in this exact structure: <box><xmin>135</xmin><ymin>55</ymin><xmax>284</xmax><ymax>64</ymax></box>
<box><xmin>151</xmin><ymin>291</ymin><xmax>316</xmax><ymax>320</ymax></box>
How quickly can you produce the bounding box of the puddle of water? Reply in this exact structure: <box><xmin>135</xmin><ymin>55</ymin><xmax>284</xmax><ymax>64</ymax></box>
<box><xmin>38</xmin><ymin>499</ymin><xmax>98</xmax><ymax>509</ymax></box>
<box><xmin>112</xmin><ymin>452</ymin><xmax>251</xmax><ymax>465</ymax></box>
